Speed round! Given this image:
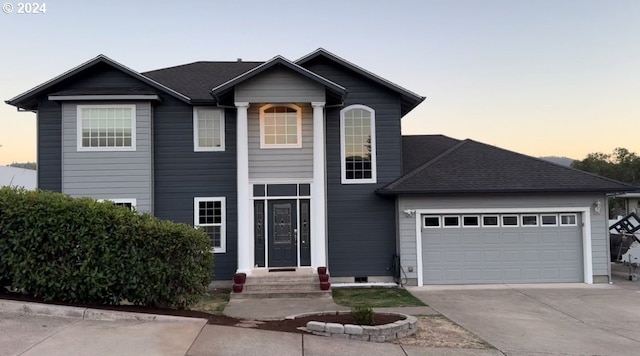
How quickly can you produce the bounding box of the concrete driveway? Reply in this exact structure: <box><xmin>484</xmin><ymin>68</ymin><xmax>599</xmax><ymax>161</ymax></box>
<box><xmin>408</xmin><ymin>279</ymin><xmax>640</xmax><ymax>356</ymax></box>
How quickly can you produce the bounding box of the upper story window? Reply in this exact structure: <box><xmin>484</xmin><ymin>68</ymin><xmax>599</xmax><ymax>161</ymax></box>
<box><xmin>340</xmin><ymin>105</ymin><xmax>376</xmax><ymax>184</ymax></box>
<box><xmin>260</xmin><ymin>104</ymin><xmax>302</xmax><ymax>148</ymax></box>
<box><xmin>194</xmin><ymin>108</ymin><xmax>225</xmax><ymax>151</ymax></box>
<box><xmin>77</xmin><ymin>104</ymin><xmax>136</xmax><ymax>151</ymax></box>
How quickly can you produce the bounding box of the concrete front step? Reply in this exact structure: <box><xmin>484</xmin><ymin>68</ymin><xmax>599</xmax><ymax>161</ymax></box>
<box><xmin>230</xmin><ymin>289</ymin><xmax>331</xmax><ymax>300</ymax></box>
<box><xmin>243</xmin><ymin>282</ymin><xmax>321</xmax><ymax>292</ymax></box>
<box><xmin>245</xmin><ymin>276</ymin><xmax>319</xmax><ymax>284</ymax></box>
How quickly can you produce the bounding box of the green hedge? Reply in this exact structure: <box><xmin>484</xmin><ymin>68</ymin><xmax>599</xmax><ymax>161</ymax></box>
<box><xmin>0</xmin><ymin>187</ymin><xmax>213</xmax><ymax>308</ymax></box>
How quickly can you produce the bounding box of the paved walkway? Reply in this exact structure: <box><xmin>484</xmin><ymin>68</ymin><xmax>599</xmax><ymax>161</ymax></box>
<box><xmin>1</xmin><ymin>296</ymin><xmax>484</xmax><ymax>356</ymax></box>
<box><xmin>187</xmin><ymin>325</ymin><xmax>501</xmax><ymax>356</ymax></box>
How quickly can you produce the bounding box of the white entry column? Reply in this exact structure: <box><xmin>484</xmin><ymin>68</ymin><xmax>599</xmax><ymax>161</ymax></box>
<box><xmin>311</xmin><ymin>102</ymin><xmax>327</xmax><ymax>271</ymax></box>
<box><xmin>235</xmin><ymin>102</ymin><xmax>252</xmax><ymax>274</ymax></box>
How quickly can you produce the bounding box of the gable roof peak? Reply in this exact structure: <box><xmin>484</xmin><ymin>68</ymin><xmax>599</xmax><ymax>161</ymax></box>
<box><xmin>296</xmin><ymin>48</ymin><xmax>425</xmax><ymax>116</ymax></box>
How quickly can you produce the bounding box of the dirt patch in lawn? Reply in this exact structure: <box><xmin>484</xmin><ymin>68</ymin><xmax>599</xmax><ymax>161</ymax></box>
<box><xmin>394</xmin><ymin>315</ymin><xmax>492</xmax><ymax>349</ymax></box>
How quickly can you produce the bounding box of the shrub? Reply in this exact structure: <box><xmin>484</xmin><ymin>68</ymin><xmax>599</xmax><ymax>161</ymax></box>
<box><xmin>352</xmin><ymin>306</ymin><xmax>375</xmax><ymax>325</ymax></box>
<box><xmin>0</xmin><ymin>187</ymin><xmax>213</xmax><ymax>308</ymax></box>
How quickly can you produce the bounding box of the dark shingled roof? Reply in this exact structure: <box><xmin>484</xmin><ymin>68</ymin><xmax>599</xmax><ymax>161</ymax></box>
<box><xmin>142</xmin><ymin>61</ymin><xmax>264</xmax><ymax>101</ymax></box>
<box><xmin>402</xmin><ymin>135</ymin><xmax>461</xmax><ymax>174</ymax></box>
<box><xmin>381</xmin><ymin>135</ymin><xmax>637</xmax><ymax>195</ymax></box>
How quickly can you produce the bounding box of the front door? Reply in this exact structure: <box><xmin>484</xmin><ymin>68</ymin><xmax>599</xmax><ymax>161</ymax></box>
<box><xmin>268</xmin><ymin>200</ymin><xmax>297</xmax><ymax>267</ymax></box>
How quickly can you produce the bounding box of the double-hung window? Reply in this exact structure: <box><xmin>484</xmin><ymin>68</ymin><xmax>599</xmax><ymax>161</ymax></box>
<box><xmin>340</xmin><ymin>105</ymin><xmax>376</xmax><ymax>184</ymax></box>
<box><xmin>77</xmin><ymin>105</ymin><xmax>136</xmax><ymax>151</ymax></box>
<box><xmin>194</xmin><ymin>108</ymin><xmax>225</xmax><ymax>151</ymax></box>
<box><xmin>194</xmin><ymin>197</ymin><xmax>226</xmax><ymax>253</ymax></box>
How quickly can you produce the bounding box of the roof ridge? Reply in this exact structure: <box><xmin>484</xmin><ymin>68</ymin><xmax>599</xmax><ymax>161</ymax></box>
<box><xmin>141</xmin><ymin>60</ymin><xmax>264</xmax><ymax>74</ymax></box>
<box><xmin>383</xmin><ymin>139</ymin><xmax>470</xmax><ymax>191</ymax></box>
<box><xmin>466</xmin><ymin>139</ymin><xmax>639</xmax><ymax>190</ymax></box>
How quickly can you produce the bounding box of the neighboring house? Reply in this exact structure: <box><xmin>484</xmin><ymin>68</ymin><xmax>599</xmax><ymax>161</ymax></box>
<box><xmin>5</xmin><ymin>48</ymin><xmax>636</xmax><ymax>285</ymax></box>
<box><xmin>0</xmin><ymin>165</ymin><xmax>36</xmax><ymax>190</ymax></box>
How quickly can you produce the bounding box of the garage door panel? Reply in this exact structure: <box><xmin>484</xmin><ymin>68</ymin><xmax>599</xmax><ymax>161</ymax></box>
<box><xmin>422</xmin><ymin>213</ymin><xmax>583</xmax><ymax>284</ymax></box>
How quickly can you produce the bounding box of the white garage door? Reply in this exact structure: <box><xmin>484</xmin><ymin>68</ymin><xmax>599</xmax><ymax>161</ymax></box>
<box><xmin>422</xmin><ymin>213</ymin><xmax>584</xmax><ymax>284</ymax></box>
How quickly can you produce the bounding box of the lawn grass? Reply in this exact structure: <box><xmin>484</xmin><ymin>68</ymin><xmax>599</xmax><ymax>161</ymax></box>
<box><xmin>332</xmin><ymin>287</ymin><xmax>426</xmax><ymax>308</ymax></box>
<box><xmin>189</xmin><ymin>289</ymin><xmax>230</xmax><ymax>315</ymax></box>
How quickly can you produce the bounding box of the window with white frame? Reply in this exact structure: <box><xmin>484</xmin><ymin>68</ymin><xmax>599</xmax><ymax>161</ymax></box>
<box><xmin>423</xmin><ymin>216</ymin><xmax>440</xmax><ymax>228</ymax></box>
<box><xmin>482</xmin><ymin>215</ymin><xmax>499</xmax><ymax>227</ymax></box>
<box><xmin>260</xmin><ymin>104</ymin><xmax>301</xmax><ymax>148</ymax></box>
<box><xmin>443</xmin><ymin>216</ymin><xmax>460</xmax><ymax>227</ymax></box>
<box><xmin>77</xmin><ymin>105</ymin><xmax>135</xmax><ymax>151</ymax></box>
<box><xmin>521</xmin><ymin>215</ymin><xmax>538</xmax><ymax>226</ymax></box>
<box><xmin>502</xmin><ymin>215</ymin><xmax>519</xmax><ymax>226</ymax></box>
<box><xmin>541</xmin><ymin>214</ymin><xmax>558</xmax><ymax>226</ymax></box>
<box><xmin>560</xmin><ymin>214</ymin><xmax>577</xmax><ymax>226</ymax></box>
<box><xmin>194</xmin><ymin>108</ymin><xmax>225</xmax><ymax>151</ymax></box>
<box><xmin>194</xmin><ymin>197</ymin><xmax>226</xmax><ymax>253</ymax></box>
<box><xmin>99</xmin><ymin>198</ymin><xmax>137</xmax><ymax>211</ymax></box>
<box><xmin>340</xmin><ymin>105</ymin><xmax>376</xmax><ymax>184</ymax></box>
<box><xmin>462</xmin><ymin>215</ymin><xmax>480</xmax><ymax>227</ymax></box>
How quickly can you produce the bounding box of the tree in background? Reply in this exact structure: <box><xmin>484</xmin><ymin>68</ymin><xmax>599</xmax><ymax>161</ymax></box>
<box><xmin>8</xmin><ymin>162</ymin><xmax>36</xmax><ymax>170</ymax></box>
<box><xmin>571</xmin><ymin>148</ymin><xmax>640</xmax><ymax>217</ymax></box>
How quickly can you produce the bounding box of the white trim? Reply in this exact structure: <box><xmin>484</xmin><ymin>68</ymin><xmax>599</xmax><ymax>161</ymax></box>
<box><xmin>235</xmin><ymin>102</ymin><xmax>252</xmax><ymax>274</ymax></box>
<box><xmin>259</xmin><ymin>104</ymin><xmax>302</xmax><ymax>149</ymax></box>
<box><xmin>193</xmin><ymin>107</ymin><xmax>225</xmax><ymax>152</ymax></box>
<box><xmin>340</xmin><ymin>104</ymin><xmax>377</xmax><ymax>184</ymax></box>
<box><xmin>311</xmin><ymin>102</ymin><xmax>327</xmax><ymax>271</ymax></box>
<box><xmin>501</xmin><ymin>215</ymin><xmax>520</xmax><ymax>227</ymax></box>
<box><xmin>49</xmin><ymin>95</ymin><xmax>160</xmax><ymax>101</ymax></box>
<box><xmin>560</xmin><ymin>213</ymin><xmax>578</xmax><ymax>226</ymax></box>
<box><xmin>98</xmin><ymin>198</ymin><xmax>137</xmax><ymax>210</ymax></box>
<box><xmin>462</xmin><ymin>215</ymin><xmax>480</xmax><ymax>227</ymax></box>
<box><xmin>422</xmin><ymin>215</ymin><xmax>441</xmax><ymax>228</ymax></box>
<box><xmin>540</xmin><ymin>214</ymin><xmax>559</xmax><ymax>226</ymax></box>
<box><xmin>194</xmin><ymin>197</ymin><xmax>226</xmax><ymax>253</ymax></box>
<box><xmin>414</xmin><ymin>207</ymin><xmax>593</xmax><ymax>286</ymax></box>
<box><xmin>520</xmin><ymin>214</ymin><xmax>539</xmax><ymax>227</ymax></box>
<box><xmin>442</xmin><ymin>215</ymin><xmax>461</xmax><ymax>228</ymax></box>
<box><xmin>481</xmin><ymin>215</ymin><xmax>500</xmax><ymax>227</ymax></box>
<box><xmin>76</xmin><ymin>104</ymin><xmax>137</xmax><ymax>152</ymax></box>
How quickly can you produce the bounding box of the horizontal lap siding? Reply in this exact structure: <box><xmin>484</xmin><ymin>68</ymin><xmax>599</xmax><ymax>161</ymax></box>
<box><xmin>37</xmin><ymin>100</ymin><xmax>62</xmax><ymax>191</ymax></box>
<box><xmin>235</xmin><ymin>67</ymin><xmax>325</xmax><ymax>103</ymax></box>
<box><xmin>303</xmin><ymin>58</ymin><xmax>402</xmax><ymax>277</ymax></box>
<box><xmin>61</xmin><ymin>102</ymin><xmax>153</xmax><ymax>213</ymax></box>
<box><xmin>153</xmin><ymin>95</ymin><xmax>237</xmax><ymax>280</ymax></box>
<box><xmin>397</xmin><ymin>194</ymin><xmax>609</xmax><ymax>281</ymax></box>
<box><xmin>247</xmin><ymin>104</ymin><xmax>313</xmax><ymax>180</ymax></box>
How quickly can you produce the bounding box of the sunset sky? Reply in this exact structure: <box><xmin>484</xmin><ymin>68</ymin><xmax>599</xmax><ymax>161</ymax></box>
<box><xmin>1</xmin><ymin>0</ymin><xmax>638</xmax><ymax>165</ymax></box>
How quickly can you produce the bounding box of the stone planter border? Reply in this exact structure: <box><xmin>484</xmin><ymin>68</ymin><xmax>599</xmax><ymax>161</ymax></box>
<box><xmin>287</xmin><ymin>311</ymin><xmax>418</xmax><ymax>342</ymax></box>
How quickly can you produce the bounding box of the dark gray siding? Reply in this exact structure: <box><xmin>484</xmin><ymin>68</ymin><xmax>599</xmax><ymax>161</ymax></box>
<box><xmin>303</xmin><ymin>58</ymin><xmax>403</xmax><ymax>277</ymax></box>
<box><xmin>153</xmin><ymin>95</ymin><xmax>238</xmax><ymax>280</ymax></box>
<box><xmin>37</xmin><ymin>100</ymin><xmax>62</xmax><ymax>191</ymax></box>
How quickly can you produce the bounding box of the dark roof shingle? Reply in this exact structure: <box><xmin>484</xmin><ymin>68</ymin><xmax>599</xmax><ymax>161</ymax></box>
<box><xmin>142</xmin><ymin>61</ymin><xmax>264</xmax><ymax>101</ymax></box>
<box><xmin>382</xmin><ymin>135</ymin><xmax>637</xmax><ymax>194</ymax></box>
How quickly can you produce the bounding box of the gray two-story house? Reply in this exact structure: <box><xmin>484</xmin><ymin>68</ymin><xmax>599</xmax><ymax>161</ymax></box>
<box><xmin>7</xmin><ymin>48</ymin><xmax>635</xmax><ymax>285</ymax></box>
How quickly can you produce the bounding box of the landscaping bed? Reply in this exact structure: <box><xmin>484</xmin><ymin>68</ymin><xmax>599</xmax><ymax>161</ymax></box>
<box><xmin>0</xmin><ymin>289</ymin><xmax>396</xmax><ymax>333</ymax></box>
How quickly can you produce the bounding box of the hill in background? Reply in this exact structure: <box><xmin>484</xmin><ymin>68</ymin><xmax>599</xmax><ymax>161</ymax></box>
<box><xmin>539</xmin><ymin>156</ymin><xmax>575</xmax><ymax>167</ymax></box>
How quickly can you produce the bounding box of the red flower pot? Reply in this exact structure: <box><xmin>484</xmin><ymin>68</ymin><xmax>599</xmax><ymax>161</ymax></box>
<box><xmin>232</xmin><ymin>284</ymin><xmax>243</xmax><ymax>293</ymax></box>
<box><xmin>317</xmin><ymin>267</ymin><xmax>327</xmax><ymax>275</ymax></box>
<box><xmin>233</xmin><ymin>273</ymin><xmax>247</xmax><ymax>284</ymax></box>
<box><xmin>318</xmin><ymin>274</ymin><xmax>329</xmax><ymax>282</ymax></box>
<box><xmin>320</xmin><ymin>281</ymin><xmax>331</xmax><ymax>290</ymax></box>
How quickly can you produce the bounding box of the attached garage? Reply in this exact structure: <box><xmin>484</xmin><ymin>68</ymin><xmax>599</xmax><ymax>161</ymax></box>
<box><xmin>420</xmin><ymin>211</ymin><xmax>584</xmax><ymax>284</ymax></box>
<box><xmin>379</xmin><ymin>135</ymin><xmax>635</xmax><ymax>286</ymax></box>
